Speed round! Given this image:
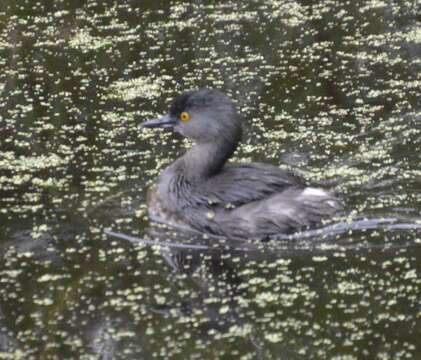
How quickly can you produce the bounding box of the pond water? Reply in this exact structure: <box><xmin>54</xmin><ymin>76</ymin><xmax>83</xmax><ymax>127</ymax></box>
<box><xmin>0</xmin><ymin>0</ymin><xmax>420</xmax><ymax>359</ymax></box>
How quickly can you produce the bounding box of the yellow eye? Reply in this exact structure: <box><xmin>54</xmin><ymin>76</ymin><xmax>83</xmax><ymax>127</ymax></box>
<box><xmin>180</xmin><ymin>111</ymin><xmax>190</xmax><ymax>122</ymax></box>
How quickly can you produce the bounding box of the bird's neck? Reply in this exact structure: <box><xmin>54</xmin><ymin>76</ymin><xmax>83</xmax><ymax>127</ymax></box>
<box><xmin>176</xmin><ymin>139</ymin><xmax>237</xmax><ymax>182</ymax></box>
<box><xmin>158</xmin><ymin>139</ymin><xmax>238</xmax><ymax>213</ymax></box>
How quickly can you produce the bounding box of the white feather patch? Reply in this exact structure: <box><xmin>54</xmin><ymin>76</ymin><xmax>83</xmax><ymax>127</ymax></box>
<box><xmin>300</xmin><ymin>187</ymin><xmax>328</xmax><ymax>197</ymax></box>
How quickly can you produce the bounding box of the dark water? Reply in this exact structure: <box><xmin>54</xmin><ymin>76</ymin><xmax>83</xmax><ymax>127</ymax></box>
<box><xmin>0</xmin><ymin>0</ymin><xmax>420</xmax><ymax>358</ymax></box>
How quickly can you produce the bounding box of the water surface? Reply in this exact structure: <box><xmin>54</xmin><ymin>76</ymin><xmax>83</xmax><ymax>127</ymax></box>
<box><xmin>0</xmin><ymin>0</ymin><xmax>420</xmax><ymax>359</ymax></box>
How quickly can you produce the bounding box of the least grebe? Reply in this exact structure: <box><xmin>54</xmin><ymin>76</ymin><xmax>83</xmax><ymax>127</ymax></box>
<box><xmin>142</xmin><ymin>88</ymin><xmax>341</xmax><ymax>239</ymax></box>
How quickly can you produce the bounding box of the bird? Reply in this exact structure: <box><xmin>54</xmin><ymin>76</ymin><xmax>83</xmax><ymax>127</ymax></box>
<box><xmin>141</xmin><ymin>88</ymin><xmax>341</xmax><ymax>240</ymax></box>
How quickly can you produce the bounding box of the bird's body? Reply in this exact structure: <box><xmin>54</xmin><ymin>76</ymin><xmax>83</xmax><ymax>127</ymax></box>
<box><xmin>142</xmin><ymin>89</ymin><xmax>341</xmax><ymax>239</ymax></box>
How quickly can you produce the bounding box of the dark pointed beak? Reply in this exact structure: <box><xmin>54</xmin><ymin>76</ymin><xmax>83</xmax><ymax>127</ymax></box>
<box><xmin>141</xmin><ymin>113</ymin><xmax>176</xmax><ymax>129</ymax></box>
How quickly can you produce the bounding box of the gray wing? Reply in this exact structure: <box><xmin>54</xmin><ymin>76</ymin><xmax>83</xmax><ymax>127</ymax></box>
<box><xmin>216</xmin><ymin>187</ymin><xmax>341</xmax><ymax>238</ymax></box>
<box><xmin>195</xmin><ymin>162</ymin><xmax>305</xmax><ymax>207</ymax></box>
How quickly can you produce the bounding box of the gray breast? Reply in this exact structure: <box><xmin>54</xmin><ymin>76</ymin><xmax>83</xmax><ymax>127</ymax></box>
<box><xmin>151</xmin><ymin>162</ymin><xmax>341</xmax><ymax>239</ymax></box>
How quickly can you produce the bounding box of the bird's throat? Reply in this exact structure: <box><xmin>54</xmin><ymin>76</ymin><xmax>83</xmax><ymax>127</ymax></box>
<box><xmin>178</xmin><ymin>140</ymin><xmax>237</xmax><ymax>182</ymax></box>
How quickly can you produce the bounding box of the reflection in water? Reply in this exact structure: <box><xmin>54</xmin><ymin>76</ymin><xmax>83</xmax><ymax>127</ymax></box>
<box><xmin>107</xmin><ymin>217</ymin><xmax>421</xmax><ymax>252</ymax></box>
<box><xmin>105</xmin><ymin>221</ymin><xmax>421</xmax><ymax>359</ymax></box>
<box><xmin>0</xmin><ymin>0</ymin><xmax>420</xmax><ymax>358</ymax></box>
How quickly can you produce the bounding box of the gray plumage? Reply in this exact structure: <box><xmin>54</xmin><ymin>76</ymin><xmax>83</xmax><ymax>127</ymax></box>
<box><xmin>142</xmin><ymin>88</ymin><xmax>341</xmax><ymax>240</ymax></box>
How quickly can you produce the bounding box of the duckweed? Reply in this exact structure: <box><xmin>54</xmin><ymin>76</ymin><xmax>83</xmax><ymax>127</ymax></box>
<box><xmin>0</xmin><ymin>0</ymin><xmax>420</xmax><ymax>359</ymax></box>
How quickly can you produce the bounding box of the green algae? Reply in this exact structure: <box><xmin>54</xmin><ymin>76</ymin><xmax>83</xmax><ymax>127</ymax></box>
<box><xmin>0</xmin><ymin>0</ymin><xmax>420</xmax><ymax>359</ymax></box>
